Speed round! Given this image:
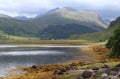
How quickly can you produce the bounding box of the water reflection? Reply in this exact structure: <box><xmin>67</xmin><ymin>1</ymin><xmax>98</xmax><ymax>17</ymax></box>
<box><xmin>0</xmin><ymin>45</ymin><xmax>83</xmax><ymax>76</ymax></box>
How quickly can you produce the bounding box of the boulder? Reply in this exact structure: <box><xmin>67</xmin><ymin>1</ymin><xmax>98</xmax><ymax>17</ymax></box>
<box><xmin>92</xmin><ymin>67</ymin><xmax>99</xmax><ymax>71</ymax></box>
<box><xmin>54</xmin><ymin>69</ymin><xmax>64</xmax><ymax>75</ymax></box>
<box><xmin>77</xmin><ymin>77</ymin><xmax>84</xmax><ymax>79</ymax></box>
<box><xmin>82</xmin><ymin>70</ymin><xmax>92</xmax><ymax>78</ymax></box>
<box><xmin>115</xmin><ymin>63</ymin><xmax>120</xmax><ymax>68</ymax></box>
<box><xmin>31</xmin><ymin>65</ymin><xmax>37</xmax><ymax>69</ymax></box>
<box><xmin>100</xmin><ymin>73</ymin><xmax>108</xmax><ymax>79</ymax></box>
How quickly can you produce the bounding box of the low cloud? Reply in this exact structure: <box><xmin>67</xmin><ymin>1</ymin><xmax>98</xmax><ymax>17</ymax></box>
<box><xmin>0</xmin><ymin>0</ymin><xmax>119</xmax><ymax>19</ymax></box>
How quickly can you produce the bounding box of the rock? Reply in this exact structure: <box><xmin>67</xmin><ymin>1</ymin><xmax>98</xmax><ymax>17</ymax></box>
<box><xmin>108</xmin><ymin>75</ymin><xmax>120</xmax><ymax>79</ymax></box>
<box><xmin>105</xmin><ymin>69</ymin><xmax>111</xmax><ymax>75</ymax></box>
<box><xmin>117</xmin><ymin>72</ymin><xmax>120</xmax><ymax>78</ymax></box>
<box><xmin>109</xmin><ymin>71</ymin><xmax>117</xmax><ymax>76</ymax></box>
<box><xmin>23</xmin><ymin>68</ymin><xmax>28</xmax><ymax>71</ymax></box>
<box><xmin>77</xmin><ymin>77</ymin><xmax>84</xmax><ymax>79</ymax></box>
<box><xmin>60</xmin><ymin>68</ymin><xmax>67</xmax><ymax>72</ymax></box>
<box><xmin>82</xmin><ymin>70</ymin><xmax>92</xmax><ymax>78</ymax></box>
<box><xmin>101</xmin><ymin>60</ymin><xmax>109</xmax><ymax>69</ymax></box>
<box><xmin>101</xmin><ymin>63</ymin><xmax>109</xmax><ymax>69</ymax></box>
<box><xmin>54</xmin><ymin>69</ymin><xmax>64</xmax><ymax>75</ymax></box>
<box><xmin>31</xmin><ymin>65</ymin><xmax>37</xmax><ymax>69</ymax></box>
<box><xmin>92</xmin><ymin>67</ymin><xmax>99</xmax><ymax>71</ymax></box>
<box><xmin>115</xmin><ymin>63</ymin><xmax>120</xmax><ymax>68</ymax></box>
<box><xmin>92</xmin><ymin>72</ymin><xmax>97</xmax><ymax>77</ymax></box>
<box><xmin>100</xmin><ymin>73</ymin><xmax>108</xmax><ymax>79</ymax></box>
<box><xmin>104</xmin><ymin>63</ymin><xmax>109</xmax><ymax>67</ymax></box>
<box><xmin>65</xmin><ymin>65</ymin><xmax>72</xmax><ymax>70</ymax></box>
<box><xmin>111</xmin><ymin>67</ymin><xmax>120</xmax><ymax>73</ymax></box>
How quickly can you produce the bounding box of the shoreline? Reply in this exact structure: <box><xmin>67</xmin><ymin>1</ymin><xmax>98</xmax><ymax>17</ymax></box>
<box><xmin>1</xmin><ymin>45</ymin><xmax>120</xmax><ymax>79</ymax></box>
<box><xmin>0</xmin><ymin>44</ymin><xmax>93</xmax><ymax>48</ymax></box>
<box><xmin>0</xmin><ymin>44</ymin><xmax>93</xmax><ymax>78</ymax></box>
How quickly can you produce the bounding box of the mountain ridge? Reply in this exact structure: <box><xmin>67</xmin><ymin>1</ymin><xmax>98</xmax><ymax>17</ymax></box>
<box><xmin>35</xmin><ymin>7</ymin><xmax>108</xmax><ymax>28</ymax></box>
<box><xmin>0</xmin><ymin>7</ymin><xmax>109</xmax><ymax>39</ymax></box>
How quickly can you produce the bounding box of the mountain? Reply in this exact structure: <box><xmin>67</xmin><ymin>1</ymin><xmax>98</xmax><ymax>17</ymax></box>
<box><xmin>40</xmin><ymin>23</ymin><xmax>104</xmax><ymax>39</ymax></box>
<box><xmin>48</xmin><ymin>7</ymin><xmax>77</xmax><ymax>13</ymax></box>
<box><xmin>32</xmin><ymin>7</ymin><xmax>108</xmax><ymax>39</ymax></box>
<box><xmin>34</xmin><ymin>7</ymin><xmax>108</xmax><ymax>29</ymax></box>
<box><xmin>69</xmin><ymin>17</ymin><xmax>120</xmax><ymax>42</ymax></box>
<box><xmin>0</xmin><ymin>16</ymin><xmax>41</xmax><ymax>37</ymax></box>
<box><xmin>0</xmin><ymin>14</ymin><xmax>11</xmax><ymax>18</ymax></box>
<box><xmin>0</xmin><ymin>7</ymin><xmax>108</xmax><ymax>39</ymax></box>
<box><xmin>14</xmin><ymin>16</ymin><xmax>30</xmax><ymax>20</ymax></box>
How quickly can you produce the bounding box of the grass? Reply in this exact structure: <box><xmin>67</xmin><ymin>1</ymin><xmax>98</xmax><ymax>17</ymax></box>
<box><xmin>69</xmin><ymin>25</ymin><xmax>120</xmax><ymax>42</ymax></box>
<box><xmin>0</xmin><ymin>31</ymin><xmax>93</xmax><ymax>45</ymax></box>
<box><xmin>77</xmin><ymin>62</ymin><xmax>120</xmax><ymax>69</ymax></box>
<box><xmin>0</xmin><ymin>40</ymin><xmax>92</xmax><ymax>45</ymax></box>
<box><xmin>60</xmin><ymin>75</ymin><xmax>77</xmax><ymax>79</ymax></box>
<box><xmin>0</xmin><ymin>30</ymin><xmax>39</xmax><ymax>41</ymax></box>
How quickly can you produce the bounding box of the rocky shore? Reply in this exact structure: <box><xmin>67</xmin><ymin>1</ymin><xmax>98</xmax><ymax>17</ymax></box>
<box><xmin>2</xmin><ymin>45</ymin><xmax>120</xmax><ymax>79</ymax></box>
<box><xmin>77</xmin><ymin>63</ymin><xmax>120</xmax><ymax>79</ymax></box>
<box><xmin>2</xmin><ymin>61</ymin><xmax>119</xmax><ymax>79</ymax></box>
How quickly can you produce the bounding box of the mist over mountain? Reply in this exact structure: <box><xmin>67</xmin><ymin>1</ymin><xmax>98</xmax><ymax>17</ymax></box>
<box><xmin>0</xmin><ymin>14</ymin><xmax>11</xmax><ymax>18</ymax></box>
<box><xmin>14</xmin><ymin>16</ymin><xmax>30</xmax><ymax>20</ymax></box>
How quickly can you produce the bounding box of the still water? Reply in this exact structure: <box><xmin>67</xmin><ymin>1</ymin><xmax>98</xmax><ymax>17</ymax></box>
<box><xmin>0</xmin><ymin>45</ymin><xmax>85</xmax><ymax>76</ymax></box>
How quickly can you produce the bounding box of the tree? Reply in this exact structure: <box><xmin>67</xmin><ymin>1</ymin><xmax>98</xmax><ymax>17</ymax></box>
<box><xmin>106</xmin><ymin>26</ymin><xmax>120</xmax><ymax>58</ymax></box>
<box><xmin>106</xmin><ymin>36</ymin><xmax>114</xmax><ymax>49</ymax></box>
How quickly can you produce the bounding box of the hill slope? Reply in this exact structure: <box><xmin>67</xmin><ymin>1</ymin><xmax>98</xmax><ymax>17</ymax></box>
<box><xmin>32</xmin><ymin>7</ymin><xmax>108</xmax><ymax>39</ymax></box>
<box><xmin>34</xmin><ymin>7</ymin><xmax>108</xmax><ymax>29</ymax></box>
<box><xmin>0</xmin><ymin>17</ymin><xmax>42</xmax><ymax>37</ymax></box>
<box><xmin>69</xmin><ymin>17</ymin><xmax>120</xmax><ymax>42</ymax></box>
<box><xmin>0</xmin><ymin>7</ymin><xmax>108</xmax><ymax>39</ymax></box>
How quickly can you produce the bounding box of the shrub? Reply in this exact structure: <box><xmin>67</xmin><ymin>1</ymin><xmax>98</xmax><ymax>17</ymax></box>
<box><xmin>106</xmin><ymin>26</ymin><xmax>120</xmax><ymax>58</ymax></box>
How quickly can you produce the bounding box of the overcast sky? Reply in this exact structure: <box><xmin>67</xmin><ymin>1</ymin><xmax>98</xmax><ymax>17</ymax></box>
<box><xmin>0</xmin><ymin>0</ymin><xmax>119</xmax><ymax>19</ymax></box>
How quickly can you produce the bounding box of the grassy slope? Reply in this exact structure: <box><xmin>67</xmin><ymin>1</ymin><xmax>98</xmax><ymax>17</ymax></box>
<box><xmin>0</xmin><ymin>17</ymin><xmax>41</xmax><ymax>37</ymax></box>
<box><xmin>69</xmin><ymin>25</ymin><xmax>119</xmax><ymax>42</ymax></box>
<box><xmin>69</xmin><ymin>17</ymin><xmax>120</xmax><ymax>42</ymax></box>
<box><xmin>0</xmin><ymin>30</ymin><xmax>38</xmax><ymax>41</ymax></box>
<box><xmin>0</xmin><ymin>30</ymin><xmax>91</xmax><ymax>45</ymax></box>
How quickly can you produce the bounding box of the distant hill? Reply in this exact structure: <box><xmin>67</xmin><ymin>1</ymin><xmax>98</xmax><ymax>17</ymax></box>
<box><xmin>32</xmin><ymin>7</ymin><xmax>108</xmax><ymax>39</ymax></box>
<box><xmin>40</xmin><ymin>23</ymin><xmax>104</xmax><ymax>39</ymax></box>
<box><xmin>0</xmin><ymin>7</ymin><xmax>108</xmax><ymax>39</ymax></box>
<box><xmin>0</xmin><ymin>14</ymin><xmax>11</xmax><ymax>18</ymax></box>
<box><xmin>34</xmin><ymin>7</ymin><xmax>108</xmax><ymax>29</ymax></box>
<box><xmin>0</xmin><ymin>17</ymin><xmax>41</xmax><ymax>37</ymax></box>
<box><xmin>69</xmin><ymin>17</ymin><xmax>120</xmax><ymax>42</ymax></box>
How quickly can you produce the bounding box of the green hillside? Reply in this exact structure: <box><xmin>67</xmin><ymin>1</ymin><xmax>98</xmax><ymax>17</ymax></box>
<box><xmin>0</xmin><ymin>7</ymin><xmax>108</xmax><ymax>40</ymax></box>
<box><xmin>32</xmin><ymin>7</ymin><xmax>108</xmax><ymax>39</ymax></box>
<box><xmin>0</xmin><ymin>17</ymin><xmax>41</xmax><ymax>37</ymax></box>
<box><xmin>40</xmin><ymin>23</ymin><xmax>104</xmax><ymax>39</ymax></box>
<box><xmin>0</xmin><ymin>30</ymin><xmax>38</xmax><ymax>41</ymax></box>
<box><xmin>69</xmin><ymin>17</ymin><xmax>120</xmax><ymax>42</ymax></box>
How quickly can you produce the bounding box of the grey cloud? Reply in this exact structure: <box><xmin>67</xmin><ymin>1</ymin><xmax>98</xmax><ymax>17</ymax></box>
<box><xmin>0</xmin><ymin>0</ymin><xmax>119</xmax><ymax>19</ymax></box>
